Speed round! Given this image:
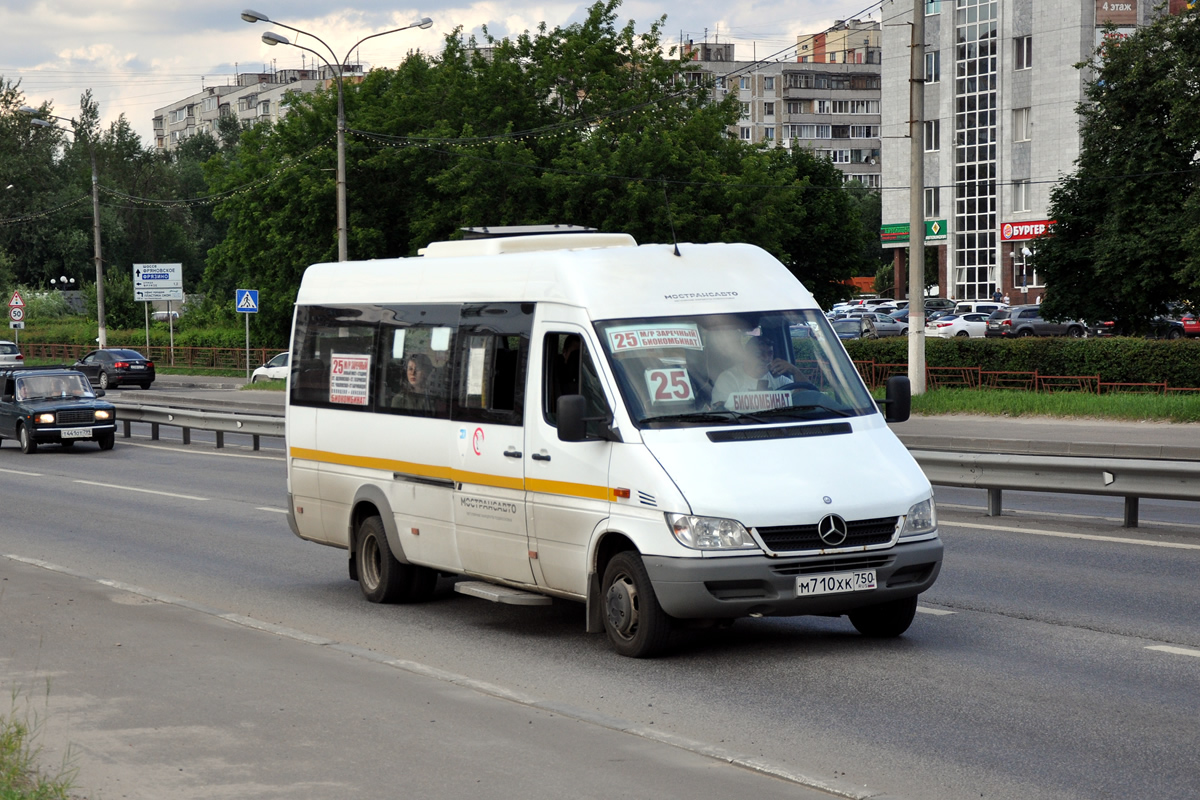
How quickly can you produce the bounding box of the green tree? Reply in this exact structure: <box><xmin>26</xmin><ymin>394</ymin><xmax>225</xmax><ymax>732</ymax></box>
<box><xmin>1037</xmin><ymin>11</ymin><xmax>1200</xmax><ymax>330</ymax></box>
<box><xmin>203</xmin><ymin>0</ymin><xmax>879</xmax><ymax>343</ymax></box>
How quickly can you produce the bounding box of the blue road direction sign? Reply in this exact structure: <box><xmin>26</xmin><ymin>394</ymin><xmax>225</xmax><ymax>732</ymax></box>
<box><xmin>236</xmin><ymin>289</ymin><xmax>259</xmax><ymax>313</ymax></box>
<box><xmin>133</xmin><ymin>263</ymin><xmax>184</xmax><ymax>302</ymax></box>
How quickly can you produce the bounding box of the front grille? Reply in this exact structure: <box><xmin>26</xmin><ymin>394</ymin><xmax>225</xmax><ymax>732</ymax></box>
<box><xmin>755</xmin><ymin>516</ymin><xmax>898</xmax><ymax>553</ymax></box>
<box><xmin>56</xmin><ymin>409</ymin><xmax>96</xmax><ymax>425</ymax></box>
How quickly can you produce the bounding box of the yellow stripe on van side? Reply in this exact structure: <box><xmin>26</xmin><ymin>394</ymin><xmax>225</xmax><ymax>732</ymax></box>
<box><xmin>289</xmin><ymin>447</ymin><xmax>610</xmax><ymax>500</ymax></box>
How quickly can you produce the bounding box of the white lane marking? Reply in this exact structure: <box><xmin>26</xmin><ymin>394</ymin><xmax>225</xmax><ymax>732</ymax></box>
<box><xmin>948</xmin><ymin>521</ymin><xmax>1200</xmax><ymax>551</ymax></box>
<box><xmin>121</xmin><ymin>440</ymin><xmax>284</xmax><ymax>461</ymax></box>
<box><xmin>256</xmin><ymin>507</ymin><xmax>288</xmax><ymax>514</ymax></box>
<box><xmin>917</xmin><ymin>607</ymin><xmax>956</xmax><ymax>616</ymax></box>
<box><xmin>1146</xmin><ymin>645</ymin><xmax>1200</xmax><ymax>658</ymax></box>
<box><xmin>0</xmin><ymin>467</ymin><xmax>43</xmax><ymax>477</ymax></box>
<box><xmin>73</xmin><ymin>480</ymin><xmax>208</xmax><ymax>501</ymax></box>
<box><xmin>939</xmin><ymin>502</ymin><xmax>1199</xmax><ymax>531</ymax></box>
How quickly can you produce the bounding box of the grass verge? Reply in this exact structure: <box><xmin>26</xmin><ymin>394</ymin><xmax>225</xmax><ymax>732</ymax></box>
<box><xmin>0</xmin><ymin>697</ymin><xmax>77</xmax><ymax>800</ymax></box>
<box><xmin>906</xmin><ymin>388</ymin><xmax>1200</xmax><ymax>423</ymax></box>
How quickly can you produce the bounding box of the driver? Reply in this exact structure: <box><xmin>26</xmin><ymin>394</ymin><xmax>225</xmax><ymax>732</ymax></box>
<box><xmin>711</xmin><ymin>337</ymin><xmax>807</xmax><ymax>408</ymax></box>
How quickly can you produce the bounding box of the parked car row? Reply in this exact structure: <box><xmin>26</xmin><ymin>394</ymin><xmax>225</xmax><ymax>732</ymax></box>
<box><xmin>0</xmin><ymin>344</ymin><xmax>156</xmax><ymax>390</ymax></box>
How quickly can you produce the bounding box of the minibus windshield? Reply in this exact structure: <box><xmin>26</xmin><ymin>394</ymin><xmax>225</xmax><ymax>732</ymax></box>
<box><xmin>595</xmin><ymin>310</ymin><xmax>877</xmax><ymax>428</ymax></box>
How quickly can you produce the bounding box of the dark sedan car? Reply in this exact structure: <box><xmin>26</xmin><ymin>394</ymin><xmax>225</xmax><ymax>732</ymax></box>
<box><xmin>73</xmin><ymin>348</ymin><xmax>156</xmax><ymax>389</ymax></box>
<box><xmin>0</xmin><ymin>367</ymin><xmax>116</xmax><ymax>453</ymax></box>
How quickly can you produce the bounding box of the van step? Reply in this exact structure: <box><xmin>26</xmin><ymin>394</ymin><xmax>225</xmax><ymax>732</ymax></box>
<box><xmin>454</xmin><ymin>581</ymin><xmax>552</xmax><ymax>606</ymax></box>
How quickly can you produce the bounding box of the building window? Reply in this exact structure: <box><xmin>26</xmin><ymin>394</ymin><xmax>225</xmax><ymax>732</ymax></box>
<box><xmin>786</xmin><ymin>100</ymin><xmax>809</xmax><ymax>114</ymax></box>
<box><xmin>763</xmin><ymin>76</ymin><xmax>775</xmax><ymax>91</ymax></box>
<box><xmin>926</xmin><ymin>0</ymin><xmax>942</xmax><ymax>13</ymax></box>
<box><xmin>741</xmin><ymin>102</ymin><xmax>750</xmax><ymax>118</ymax></box>
<box><xmin>832</xmin><ymin>150</ymin><xmax>851</xmax><ymax>163</ymax></box>
<box><xmin>740</xmin><ymin>127</ymin><xmax>752</xmax><ymax>140</ymax></box>
<box><xmin>1013</xmin><ymin>180</ymin><xmax>1030</xmax><ymax>212</ymax></box>
<box><xmin>924</xmin><ymin>120</ymin><xmax>940</xmax><ymax>152</ymax></box>
<box><xmin>765</xmin><ymin>128</ymin><xmax>775</xmax><ymax>141</ymax></box>
<box><xmin>764</xmin><ymin>102</ymin><xmax>775</xmax><ymax>117</ymax></box>
<box><xmin>850</xmin><ymin>125</ymin><xmax>880</xmax><ymax>138</ymax></box>
<box><xmin>926</xmin><ymin>51</ymin><xmax>941</xmax><ymax>83</ymax></box>
<box><xmin>1015</xmin><ymin>36</ymin><xmax>1032</xmax><ymax>70</ymax></box>
<box><xmin>832</xmin><ymin>100</ymin><xmax>850</xmax><ymax>114</ymax></box>
<box><xmin>816</xmin><ymin>100</ymin><xmax>831</xmax><ymax>114</ymax></box>
<box><xmin>925</xmin><ymin>187</ymin><xmax>940</xmax><ymax>218</ymax></box>
<box><xmin>740</xmin><ymin>77</ymin><xmax>750</xmax><ymax>90</ymax></box>
<box><xmin>1014</xmin><ymin>107</ymin><xmax>1031</xmax><ymax>141</ymax></box>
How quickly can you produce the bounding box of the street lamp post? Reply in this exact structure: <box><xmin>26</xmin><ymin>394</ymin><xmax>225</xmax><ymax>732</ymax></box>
<box><xmin>241</xmin><ymin>9</ymin><xmax>432</xmax><ymax>262</ymax></box>
<box><xmin>20</xmin><ymin>107</ymin><xmax>107</xmax><ymax>348</ymax></box>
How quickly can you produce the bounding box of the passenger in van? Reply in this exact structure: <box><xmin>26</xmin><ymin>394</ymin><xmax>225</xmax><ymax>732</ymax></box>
<box><xmin>711</xmin><ymin>337</ymin><xmax>811</xmax><ymax>408</ymax></box>
<box><xmin>391</xmin><ymin>353</ymin><xmax>437</xmax><ymax>413</ymax></box>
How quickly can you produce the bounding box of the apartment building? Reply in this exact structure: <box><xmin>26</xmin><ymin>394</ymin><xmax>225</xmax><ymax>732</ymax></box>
<box><xmin>880</xmin><ymin>0</ymin><xmax>1190</xmax><ymax>303</ymax></box>
<box><xmin>153</xmin><ymin>66</ymin><xmax>360</xmax><ymax>152</ymax></box>
<box><xmin>684</xmin><ymin>22</ymin><xmax>883</xmax><ymax>188</ymax></box>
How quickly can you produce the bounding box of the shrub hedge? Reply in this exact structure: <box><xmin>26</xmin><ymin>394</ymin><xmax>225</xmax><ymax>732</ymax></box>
<box><xmin>12</xmin><ymin>318</ymin><xmax>281</xmax><ymax>351</ymax></box>
<box><xmin>844</xmin><ymin>337</ymin><xmax>1200</xmax><ymax>389</ymax></box>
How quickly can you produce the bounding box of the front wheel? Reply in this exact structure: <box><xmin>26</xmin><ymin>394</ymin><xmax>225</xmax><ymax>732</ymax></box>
<box><xmin>18</xmin><ymin>424</ymin><xmax>36</xmax><ymax>455</ymax></box>
<box><xmin>848</xmin><ymin>595</ymin><xmax>918</xmax><ymax>638</ymax></box>
<box><xmin>97</xmin><ymin>432</ymin><xmax>115</xmax><ymax>451</ymax></box>
<box><xmin>601</xmin><ymin>551</ymin><xmax>672</xmax><ymax>658</ymax></box>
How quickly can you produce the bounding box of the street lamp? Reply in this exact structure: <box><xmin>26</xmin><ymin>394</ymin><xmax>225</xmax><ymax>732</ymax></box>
<box><xmin>20</xmin><ymin>106</ymin><xmax>108</xmax><ymax>348</ymax></box>
<box><xmin>241</xmin><ymin>9</ymin><xmax>433</xmax><ymax>262</ymax></box>
<box><xmin>51</xmin><ymin>276</ymin><xmax>77</xmax><ymax>290</ymax></box>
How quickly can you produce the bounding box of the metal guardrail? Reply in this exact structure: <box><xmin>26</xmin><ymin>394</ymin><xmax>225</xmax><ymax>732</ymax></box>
<box><xmin>113</xmin><ymin>403</ymin><xmax>283</xmax><ymax>451</ymax></box>
<box><xmin>109</xmin><ymin>402</ymin><xmax>1193</xmax><ymax>528</ymax></box>
<box><xmin>911</xmin><ymin>450</ymin><xmax>1200</xmax><ymax>528</ymax></box>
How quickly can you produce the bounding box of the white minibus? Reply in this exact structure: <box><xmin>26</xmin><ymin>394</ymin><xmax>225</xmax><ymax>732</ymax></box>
<box><xmin>285</xmin><ymin>229</ymin><xmax>942</xmax><ymax>657</ymax></box>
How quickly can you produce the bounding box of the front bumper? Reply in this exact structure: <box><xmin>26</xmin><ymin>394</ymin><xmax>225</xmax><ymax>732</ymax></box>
<box><xmin>31</xmin><ymin>423</ymin><xmax>117</xmax><ymax>443</ymax></box>
<box><xmin>642</xmin><ymin>536</ymin><xmax>943</xmax><ymax>619</ymax></box>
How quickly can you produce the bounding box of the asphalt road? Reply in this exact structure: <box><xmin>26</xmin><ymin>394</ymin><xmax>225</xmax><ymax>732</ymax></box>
<box><xmin>1</xmin><ymin>396</ymin><xmax>1198</xmax><ymax>799</ymax></box>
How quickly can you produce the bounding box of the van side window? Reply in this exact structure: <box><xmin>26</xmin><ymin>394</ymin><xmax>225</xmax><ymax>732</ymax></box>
<box><xmin>451</xmin><ymin>303</ymin><xmax>532</xmax><ymax>426</ymax></box>
<box><xmin>544</xmin><ymin>332</ymin><xmax>610</xmax><ymax>436</ymax></box>
<box><xmin>377</xmin><ymin>304</ymin><xmax>458</xmax><ymax>418</ymax></box>
<box><xmin>290</xmin><ymin>305</ymin><xmax>380</xmax><ymax>409</ymax></box>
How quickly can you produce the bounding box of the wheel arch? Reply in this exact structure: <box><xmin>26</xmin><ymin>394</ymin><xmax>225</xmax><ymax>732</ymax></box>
<box><xmin>347</xmin><ymin>485</ymin><xmax>410</xmax><ymax>580</ymax></box>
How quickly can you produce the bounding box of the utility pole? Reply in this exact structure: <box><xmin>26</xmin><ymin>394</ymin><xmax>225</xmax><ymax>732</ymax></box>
<box><xmin>908</xmin><ymin>0</ymin><xmax>926</xmax><ymax>394</ymax></box>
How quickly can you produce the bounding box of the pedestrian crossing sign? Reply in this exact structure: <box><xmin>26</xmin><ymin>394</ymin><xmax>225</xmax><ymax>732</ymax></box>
<box><xmin>236</xmin><ymin>289</ymin><xmax>259</xmax><ymax>313</ymax></box>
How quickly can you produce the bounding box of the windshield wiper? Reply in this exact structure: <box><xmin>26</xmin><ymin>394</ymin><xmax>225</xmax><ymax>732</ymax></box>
<box><xmin>640</xmin><ymin>409</ymin><xmax>766</xmax><ymax>425</ymax></box>
<box><xmin>750</xmin><ymin>403</ymin><xmax>855</xmax><ymax>419</ymax></box>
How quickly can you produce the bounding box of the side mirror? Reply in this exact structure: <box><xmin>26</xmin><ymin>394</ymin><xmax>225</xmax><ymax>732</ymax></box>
<box><xmin>557</xmin><ymin>394</ymin><xmax>587</xmax><ymax>442</ymax></box>
<box><xmin>94</xmin><ymin>388</ymin><xmax>106</xmax><ymax>397</ymax></box>
<box><xmin>881</xmin><ymin>375</ymin><xmax>911</xmax><ymax>423</ymax></box>
<box><xmin>1</xmin><ymin>394</ymin><xmax>12</xmax><ymax>403</ymax></box>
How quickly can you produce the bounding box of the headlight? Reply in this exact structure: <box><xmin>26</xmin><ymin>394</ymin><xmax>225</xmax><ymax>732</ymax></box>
<box><xmin>35</xmin><ymin>413</ymin><xmax>55</xmax><ymax>424</ymax></box>
<box><xmin>900</xmin><ymin>498</ymin><xmax>937</xmax><ymax>537</ymax></box>
<box><xmin>666</xmin><ymin>513</ymin><xmax>759</xmax><ymax>550</ymax></box>
<box><xmin>94</xmin><ymin>410</ymin><xmax>111</xmax><ymax>420</ymax></box>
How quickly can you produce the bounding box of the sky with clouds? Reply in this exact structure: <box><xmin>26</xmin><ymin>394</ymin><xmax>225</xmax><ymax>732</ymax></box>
<box><xmin>3</xmin><ymin>0</ymin><xmax>881</xmax><ymax>145</ymax></box>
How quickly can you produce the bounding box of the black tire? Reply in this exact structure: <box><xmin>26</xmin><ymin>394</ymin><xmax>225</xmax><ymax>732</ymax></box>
<box><xmin>848</xmin><ymin>595</ymin><xmax>918</xmax><ymax>638</ymax></box>
<box><xmin>1067</xmin><ymin>326</ymin><xmax>1085</xmax><ymax>339</ymax></box>
<box><xmin>601</xmin><ymin>551</ymin><xmax>672</xmax><ymax>658</ymax></box>
<box><xmin>139</xmin><ymin>382</ymin><xmax>152</xmax><ymax>389</ymax></box>
<box><xmin>98</xmin><ymin>371</ymin><xmax>110</xmax><ymax>390</ymax></box>
<box><xmin>900</xmin><ymin>328</ymin><xmax>908</xmax><ymax>336</ymax></box>
<box><xmin>61</xmin><ymin>440</ymin><xmax>75</xmax><ymax>449</ymax></box>
<box><xmin>1168</xmin><ymin>329</ymin><xmax>1183</xmax><ymax>340</ymax></box>
<box><xmin>18</xmin><ymin>424</ymin><xmax>37</xmax><ymax>455</ymax></box>
<box><xmin>1017</xmin><ymin>329</ymin><xmax>1034</xmax><ymax>337</ymax></box>
<box><xmin>354</xmin><ymin>515</ymin><xmax>436</xmax><ymax>603</ymax></box>
<box><xmin>955</xmin><ymin>330</ymin><xmax>970</xmax><ymax>337</ymax></box>
<box><xmin>97</xmin><ymin>432</ymin><xmax>115</xmax><ymax>451</ymax></box>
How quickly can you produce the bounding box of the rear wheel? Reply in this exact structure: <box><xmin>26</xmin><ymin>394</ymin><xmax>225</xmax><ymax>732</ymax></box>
<box><xmin>1017</xmin><ymin>329</ymin><xmax>1034</xmax><ymax>337</ymax></box>
<box><xmin>1067</xmin><ymin>326</ymin><xmax>1085</xmax><ymax>338</ymax></box>
<box><xmin>955</xmin><ymin>330</ymin><xmax>970</xmax><ymax>337</ymax></box>
<box><xmin>848</xmin><ymin>595</ymin><xmax>918</xmax><ymax>638</ymax></box>
<box><xmin>601</xmin><ymin>551</ymin><xmax>672</xmax><ymax>658</ymax></box>
<box><xmin>98</xmin><ymin>371</ymin><xmax>110</xmax><ymax>390</ymax></box>
<box><xmin>18</xmin><ymin>424</ymin><xmax>36</xmax><ymax>455</ymax></box>
<box><xmin>354</xmin><ymin>515</ymin><xmax>436</xmax><ymax>603</ymax></box>
<box><xmin>1168</xmin><ymin>328</ymin><xmax>1183</xmax><ymax>340</ymax></box>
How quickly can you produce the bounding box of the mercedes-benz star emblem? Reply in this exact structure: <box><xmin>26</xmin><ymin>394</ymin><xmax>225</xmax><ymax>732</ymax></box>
<box><xmin>817</xmin><ymin>514</ymin><xmax>849</xmax><ymax>546</ymax></box>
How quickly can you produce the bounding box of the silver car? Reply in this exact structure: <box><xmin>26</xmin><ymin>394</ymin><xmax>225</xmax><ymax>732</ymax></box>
<box><xmin>0</xmin><ymin>340</ymin><xmax>23</xmax><ymax>367</ymax></box>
